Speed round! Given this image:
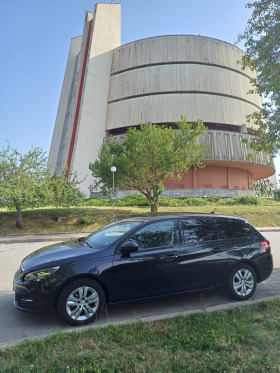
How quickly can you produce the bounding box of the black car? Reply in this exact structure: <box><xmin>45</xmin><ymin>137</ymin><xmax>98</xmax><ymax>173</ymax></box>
<box><xmin>14</xmin><ymin>214</ymin><xmax>273</xmax><ymax>326</ymax></box>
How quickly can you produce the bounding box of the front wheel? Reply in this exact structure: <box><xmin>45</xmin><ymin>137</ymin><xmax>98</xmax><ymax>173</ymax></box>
<box><xmin>227</xmin><ymin>264</ymin><xmax>257</xmax><ymax>301</ymax></box>
<box><xmin>57</xmin><ymin>278</ymin><xmax>105</xmax><ymax>326</ymax></box>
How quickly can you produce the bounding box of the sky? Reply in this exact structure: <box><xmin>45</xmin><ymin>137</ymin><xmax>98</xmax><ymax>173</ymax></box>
<box><xmin>1</xmin><ymin>0</ymin><xmax>278</xmax><ymax>174</ymax></box>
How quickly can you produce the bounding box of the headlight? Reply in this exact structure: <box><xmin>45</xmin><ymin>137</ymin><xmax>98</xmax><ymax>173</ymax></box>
<box><xmin>24</xmin><ymin>267</ymin><xmax>60</xmax><ymax>282</ymax></box>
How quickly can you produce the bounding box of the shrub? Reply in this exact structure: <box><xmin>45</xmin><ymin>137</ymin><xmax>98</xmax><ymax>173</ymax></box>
<box><xmin>81</xmin><ymin>194</ymin><xmax>263</xmax><ymax>208</ymax></box>
<box><xmin>221</xmin><ymin>196</ymin><xmax>258</xmax><ymax>206</ymax></box>
<box><xmin>81</xmin><ymin>194</ymin><xmax>149</xmax><ymax>207</ymax></box>
<box><xmin>79</xmin><ymin>215</ymin><xmax>94</xmax><ymax>225</ymax></box>
<box><xmin>81</xmin><ymin>198</ymin><xmax>112</xmax><ymax>206</ymax></box>
<box><xmin>273</xmin><ymin>190</ymin><xmax>280</xmax><ymax>201</ymax></box>
<box><xmin>115</xmin><ymin>194</ymin><xmax>149</xmax><ymax>206</ymax></box>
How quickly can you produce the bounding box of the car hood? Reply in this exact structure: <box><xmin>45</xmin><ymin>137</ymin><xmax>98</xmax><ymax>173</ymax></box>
<box><xmin>21</xmin><ymin>240</ymin><xmax>100</xmax><ymax>271</ymax></box>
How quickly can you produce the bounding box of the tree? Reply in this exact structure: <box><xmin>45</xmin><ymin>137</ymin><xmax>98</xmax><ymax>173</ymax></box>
<box><xmin>0</xmin><ymin>145</ymin><xmax>84</xmax><ymax>228</ymax></box>
<box><xmin>44</xmin><ymin>167</ymin><xmax>85</xmax><ymax>208</ymax></box>
<box><xmin>89</xmin><ymin>118</ymin><xmax>206</xmax><ymax>212</ymax></box>
<box><xmin>238</xmin><ymin>0</ymin><xmax>280</xmax><ymax>155</ymax></box>
<box><xmin>253</xmin><ymin>178</ymin><xmax>280</xmax><ymax>200</ymax></box>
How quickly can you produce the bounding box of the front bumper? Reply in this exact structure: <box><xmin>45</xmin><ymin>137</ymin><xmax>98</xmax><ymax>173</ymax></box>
<box><xmin>13</xmin><ymin>276</ymin><xmax>60</xmax><ymax>314</ymax></box>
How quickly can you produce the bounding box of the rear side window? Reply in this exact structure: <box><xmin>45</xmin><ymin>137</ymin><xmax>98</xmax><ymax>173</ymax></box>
<box><xmin>180</xmin><ymin>219</ymin><xmax>219</xmax><ymax>243</ymax></box>
<box><xmin>215</xmin><ymin>219</ymin><xmax>253</xmax><ymax>239</ymax></box>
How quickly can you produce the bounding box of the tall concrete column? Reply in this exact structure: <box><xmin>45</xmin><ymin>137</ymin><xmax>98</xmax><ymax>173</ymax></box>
<box><xmin>48</xmin><ymin>4</ymin><xmax>121</xmax><ymax>195</ymax></box>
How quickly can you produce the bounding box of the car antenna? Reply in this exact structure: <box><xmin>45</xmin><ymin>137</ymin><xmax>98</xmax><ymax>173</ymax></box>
<box><xmin>210</xmin><ymin>198</ymin><xmax>220</xmax><ymax>214</ymax></box>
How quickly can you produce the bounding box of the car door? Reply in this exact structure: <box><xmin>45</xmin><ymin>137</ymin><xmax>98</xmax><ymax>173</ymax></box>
<box><xmin>175</xmin><ymin>218</ymin><xmax>229</xmax><ymax>292</ymax></box>
<box><xmin>110</xmin><ymin>219</ymin><xmax>182</xmax><ymax>302</ymax></box>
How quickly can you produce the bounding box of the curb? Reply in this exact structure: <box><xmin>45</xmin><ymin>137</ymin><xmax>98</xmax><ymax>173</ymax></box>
<box><xmin>258</xmin><ymin>227</ymin><xmax>280</xmax><ymax>232</ymax></box>
<box><xmin>0</xmin><ymin>233</ymin><xmax>87</xmax><ymax>244</ymax></box>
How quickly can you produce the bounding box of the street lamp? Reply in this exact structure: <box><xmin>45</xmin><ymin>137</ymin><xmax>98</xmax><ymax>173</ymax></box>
<box><xmin>204</xmin><ymin>195</ymin><xmax>207</xmax><ymax>206</ymax></box>
<box><xmin>256</xmin><ymin>194</ymin><xmax>258</xmax><ymax>206</ymax></box>
<box><xmin>111</xmin><ymin>166</ymin><xmax>116</xmax><ymax>220</ymax></box>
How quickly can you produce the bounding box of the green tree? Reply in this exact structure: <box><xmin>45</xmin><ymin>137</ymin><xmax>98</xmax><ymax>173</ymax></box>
<box><xmin>0</xmin><ymin>146</ymin><xmax>84</xmax><ymax>228</ymax></box>
<box><xmin>253</xmin><ymin>178</ymin><xmax>280</xmax><ymax>200</ymax></box>
<box><xmin>89</xmin><ymin>118</ymin><xmax>206</xmax><ymax>213</ymax></box>
<box><xmin>45</xmin><ymin>167</ymin><xmax>85</xmax><ymax>208</ymax></box>
<box><xmin>238</xmin><ymin>0</ymin><xmax>280</xmax><ymax>154</ymax></box>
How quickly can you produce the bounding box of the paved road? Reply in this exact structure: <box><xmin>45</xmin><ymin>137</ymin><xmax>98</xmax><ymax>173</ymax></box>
<box><xmin>1</xmin><ymin>232</ymin><xmax>280</xmax><ymax>349</ymax></box>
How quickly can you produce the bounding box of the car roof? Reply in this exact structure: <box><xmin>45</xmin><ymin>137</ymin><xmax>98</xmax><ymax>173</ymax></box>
<box><xmin>117</xmin><ymin>213</ymin><xmax>246</xmax><ymax>223</ymax></box>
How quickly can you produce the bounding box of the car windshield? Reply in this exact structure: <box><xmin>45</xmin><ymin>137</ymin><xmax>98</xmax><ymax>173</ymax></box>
<box><xmin>83</xmin><ymin>220</ymin><xmax>142</xmax><ymax>249</ymax></box>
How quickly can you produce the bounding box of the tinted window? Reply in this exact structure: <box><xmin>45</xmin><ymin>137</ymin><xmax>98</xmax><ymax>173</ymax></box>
<box><xmin>181</xmin><ymin>219</ymin><xmax>218</xmax><ymax>243</ymax></box>
<box><xmin>85</xmin><ymin>221</ymin><xmax>141</xmax><ymax>249</ymax></box>
<box><xmin>129</xmin><ymin>220</ymin><xmax>175</xmax><ymax>249</ymax></box>
<box><xmin>215</xmin><ymin>220</ymin><xmax>253</xmax><ymax>239</ymax></box>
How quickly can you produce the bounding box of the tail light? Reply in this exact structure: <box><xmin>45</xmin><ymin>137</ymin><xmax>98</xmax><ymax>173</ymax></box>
<box><xmin>260</xmin><ymin>240</ymin><xmax>271</xmax><ymax>253</ymax></box>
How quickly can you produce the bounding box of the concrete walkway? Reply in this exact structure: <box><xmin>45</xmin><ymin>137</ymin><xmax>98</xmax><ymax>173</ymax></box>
<box><xmin>0</xmin><ymin>227</ymin><xmax>280</xmax><ymax>244</ymax></box>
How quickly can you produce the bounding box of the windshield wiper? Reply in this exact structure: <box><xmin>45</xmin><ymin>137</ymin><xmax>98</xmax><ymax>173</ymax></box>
<box><xmin>83</xmin><ymin>241</ymin><xmax>93</xmax><ymax>248</ymax></box>
<box><xmin>77</xmin><ymin>237</ymin><xmax>93</xmax><ymax>248</ymax></box>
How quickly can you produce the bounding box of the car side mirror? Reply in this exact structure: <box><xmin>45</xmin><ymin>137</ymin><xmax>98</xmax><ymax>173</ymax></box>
<box><xmin>120</xmin><ymin>240</ymin><xmax>139</xmax><ymax>254</ymax></box>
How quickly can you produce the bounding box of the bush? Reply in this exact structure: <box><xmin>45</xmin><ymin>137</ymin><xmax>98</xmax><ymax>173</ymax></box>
<box><xmin>115</xmin><ymin>194</ymin><xmax>149</xmax><ymax>206</ymax></box>
<box><xmin>81</xmin><ymin>198</ymin><xmax>112</xmax><ymax>207</ymax></box>
<box><xmin>182</xmin><ymin>198</ymin><xmax>205</xmax><ymax>206</ymax></box>
<box><xmin>81</xmin><ymin>194</ymin><xmax>149</xmax><ymax>207</ymax></box>
<box><xmin>205</xmin><ymin>197</ymin><xmax>220</xmax><ymax>204</ymax></box>
<box><xmin>79</xmin><ymin>215</ymin><xmax>94</xmax><ymax>225</ymax></box>
<box><xmin>81</xmin><ymin>194</ymin><xmax>263</xmax><ymax>208</ymax></box>
<box><xmin>273</xmin><ymin>190</ymin><xmax>280</xmax><ymax>201</ymax></box>
<box><xmin>221</xmin><ymin>196</ymin><xmax>258</xmax><ymax>206</ymax></box>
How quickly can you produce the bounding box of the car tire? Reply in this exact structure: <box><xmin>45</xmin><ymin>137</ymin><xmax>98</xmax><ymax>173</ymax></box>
<box><xmin>227</xmin><ymin>264</ymin><xmax>257</xmax><ymax>301</ymax></box>
<box><xmin>57</xmin><ymin>278</ymin><xmax>105</xmax><ymax>326</ymax></box>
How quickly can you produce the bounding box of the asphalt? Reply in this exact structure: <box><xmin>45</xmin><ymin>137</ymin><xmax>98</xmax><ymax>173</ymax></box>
<box><xmin>0</xmin><ymin>230</ymin><xmax>279</xmax><ymax>349</ymax></box>
<box><xmin>1</xmin><ymin>227</ymin><xmax>280</xmax><ymax>244</ymax></box>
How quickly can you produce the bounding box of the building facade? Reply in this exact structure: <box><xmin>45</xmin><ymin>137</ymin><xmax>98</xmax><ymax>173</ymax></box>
<box><xmin>48</xmin><ymin>3</ymin><xmax>274</xmax><ymax>198</ymax></box>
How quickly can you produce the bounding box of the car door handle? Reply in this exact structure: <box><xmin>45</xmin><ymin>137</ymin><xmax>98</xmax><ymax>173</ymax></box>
<box><xmin>162</xmin><ymin>254</ymin><xmax>178</xmax><ymax>261</ymax></box>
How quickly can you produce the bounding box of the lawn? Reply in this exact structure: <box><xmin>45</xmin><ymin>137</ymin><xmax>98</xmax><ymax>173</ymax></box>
<box><xmin>0</xmin><ymin>202</ymin><xmax>280</xmax><ymax>236</ymax></box>
<box><xmin>0</xmin><ymin>299</ymin><xmax>280</xmax><ymax>372</ymax></box>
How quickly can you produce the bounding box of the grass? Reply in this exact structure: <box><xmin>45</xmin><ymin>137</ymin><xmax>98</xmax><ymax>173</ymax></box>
<box><xmin>0</xmin><ymin>207</ymin><xmax>140</xmax><ymax>236</ymax></box>
<box><xmin>1</xmin><ymin>299</ymin><xmax>280</xmax><ymax>372</ymax></box>
<box><xmin>1</xmin><ymin>202</ymin><xmax>280</xmax><ymax>236</ymax></box>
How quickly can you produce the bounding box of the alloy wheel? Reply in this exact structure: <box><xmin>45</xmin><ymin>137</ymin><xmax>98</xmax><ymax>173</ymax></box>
<box><xmin>233</xmin><ymin>269</ymin><xmax>254</xmax><ymax>297</ymax></box>
<box><xmin>66</xmin><ymin>286</ymin><xmax>99</xmax><ymax>321</ymax></box>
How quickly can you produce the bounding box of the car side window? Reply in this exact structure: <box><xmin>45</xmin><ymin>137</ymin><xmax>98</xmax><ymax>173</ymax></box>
<box><xmin>215</xmin><ymin>220</ymin><xmax>253</xmax><ymax>239</ymax></box>
<box><xmin>128</xmin><ymin>220</ymin><xmax>175</xmax><ymax>250</ymax></box>
<box><xmin>181</xmin><ymin>218</ymin><xmax>219</xmax><ymax>243</ymax></box>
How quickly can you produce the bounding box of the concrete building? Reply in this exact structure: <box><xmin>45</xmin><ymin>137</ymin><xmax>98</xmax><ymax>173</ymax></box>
<box><xmin>48</xmin><ymin>3</ymin><xmax>274</xmax><ymax>198</ymax></box>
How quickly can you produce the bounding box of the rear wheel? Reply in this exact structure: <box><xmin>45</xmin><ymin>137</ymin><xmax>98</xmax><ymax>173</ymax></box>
<box><xmin>57</xmin><ymin>278</ymin><xmax>105</xmax><ymax>326</ymax></box>
<box><xmin>227</xmin><ymin>264</ymin><xmax>257</xmax><ymax>301</ymax></box>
